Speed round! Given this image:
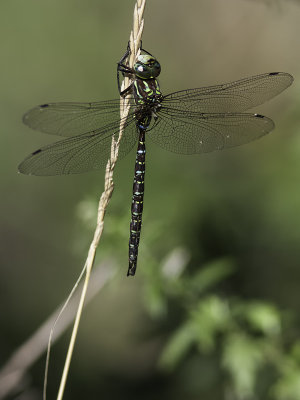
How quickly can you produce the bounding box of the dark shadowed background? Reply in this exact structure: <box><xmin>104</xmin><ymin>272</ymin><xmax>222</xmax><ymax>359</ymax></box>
<box><xmin>1</xmin><ymin>0</ymin><xmax>300</xmax><ymax>399</ymax></box>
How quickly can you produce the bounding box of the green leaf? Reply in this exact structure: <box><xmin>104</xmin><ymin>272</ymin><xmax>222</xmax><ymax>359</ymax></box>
<box><xmin>159</xmin><ymin>321</ymin><xmax>196</xmax><ymax>371</ymax></box>
<box><xmin>192</xmin><ymin>296</ymin><xmax>231</xmax><ymax>352</ymax></box>
<box><xmin>244</xmin><ymin>302</ymin><xmax>281</xmax><ymax>336</ymax></box>
<box><xmin>222</xmin><ymin>333</ymin><xmax>265</xmax><ymax>398</ymax></box>
<box><xmin>272</xmin><ymin>364</ymin><xmax>300</xmax><ymax>400</ymax></box>
<box><xmin>187</xmin><ymin>257</ymin><xmax>235</xmax><ymax>295</ymax></box>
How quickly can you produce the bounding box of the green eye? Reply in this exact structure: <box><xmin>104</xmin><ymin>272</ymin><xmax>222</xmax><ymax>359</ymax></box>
<box><xmin>134</xmin><ymin>55</ymin><xmax>161</xmax><ymax>79</ymax></box>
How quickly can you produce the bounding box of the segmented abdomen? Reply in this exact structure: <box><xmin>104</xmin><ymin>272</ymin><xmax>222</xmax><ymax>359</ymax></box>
<box><xmin>128</xmin><ymin>129</ymin><xmax>146</xmax><ymax>276</ymax></box>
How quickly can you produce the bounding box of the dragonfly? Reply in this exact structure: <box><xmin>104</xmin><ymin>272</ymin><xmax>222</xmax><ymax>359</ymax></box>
<box><xmin>18</xmin><ymin>47</ymin><xmax>293</xmax><ymax>276</ymax></box>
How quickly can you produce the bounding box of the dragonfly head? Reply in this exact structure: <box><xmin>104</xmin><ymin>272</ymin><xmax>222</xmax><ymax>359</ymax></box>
<box><xmin>134</xmin><ymin>54</ymin><xmax>161</xmax><ymax>80</ymax></box>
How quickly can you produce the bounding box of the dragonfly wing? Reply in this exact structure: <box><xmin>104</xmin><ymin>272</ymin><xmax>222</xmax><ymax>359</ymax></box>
<box><xmin>148</xmin><ymin>110</ymin><xmax>274</xmax><ymax>154</ymax></box>
<box><xmin>23</xmin><ymin>98</ymin><xmax>135</xmax><ymax>137</ymax></box>
<box><xmin>163</xmin><ymin>72</ymin><xmax>293</xmax><ymax>113</ymax></box>
<box><xmin>18</xmin><ymin>115</ymin><xmax>138</xmax><ymax>175</ymax></box>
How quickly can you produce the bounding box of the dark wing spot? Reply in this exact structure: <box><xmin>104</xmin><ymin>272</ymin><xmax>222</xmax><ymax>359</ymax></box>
<box><xmin>269</xmin><ymin>72</ymin><xmax>279</xmax><ymax>76</ymax></box>
<box><xmin>32</xmin><ymin>149</ymin><xmax>42</xmax><ymax>155</ymax></box>
<box><xmin>254</xmin><ymin>114</ymin><xmax>265</xmax><ymax>118</ymax></box>
<box><xmin>40</xmin><ymin>104</ymin><xmax>49</xmax><ymax>108</ymax></box>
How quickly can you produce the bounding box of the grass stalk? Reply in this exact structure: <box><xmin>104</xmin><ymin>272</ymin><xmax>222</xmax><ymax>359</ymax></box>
<box><xmin>55</xmin><ymin>1</ymin><xmax>147</xmax><ymax>399</ymax></box>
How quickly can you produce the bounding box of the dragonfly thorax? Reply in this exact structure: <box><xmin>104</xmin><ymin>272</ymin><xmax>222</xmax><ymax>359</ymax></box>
<box><xmin>134</xmin><ymin>78</ymin><xmax>162</xmax><ymax>104</ymax></box>
<box><xmin>133</xmin><ymin>77</ymin><xmax>163</xmax><ymax>129</ymax></box>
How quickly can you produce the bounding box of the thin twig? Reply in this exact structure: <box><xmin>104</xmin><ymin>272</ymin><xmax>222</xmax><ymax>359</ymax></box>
<box><xmin>55</xmin><ymin>1</ymin><xmax>147</xmax><ymax>399</ymax></box>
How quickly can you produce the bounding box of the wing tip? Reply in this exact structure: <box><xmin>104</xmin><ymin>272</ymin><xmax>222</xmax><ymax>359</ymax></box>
<box><xmin>268</xmin><ymin>71</ymin><xmax>294</xmax><ymax>86</ymax></box>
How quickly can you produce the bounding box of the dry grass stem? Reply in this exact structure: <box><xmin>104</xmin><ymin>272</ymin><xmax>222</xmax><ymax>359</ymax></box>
<box><xmin>55</xmin><ymin>1</ymin><xmax>147</xmax><ymax>400</ymax></box>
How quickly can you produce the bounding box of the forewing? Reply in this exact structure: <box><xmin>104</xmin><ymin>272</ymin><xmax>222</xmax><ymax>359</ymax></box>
<box><xmin>163</xmin><ymin>72</ymin><xmax>293</xmax><ymax>113</ymax></box>
<box><xmin>23</xmin><ymin>98</ymin><xmax>135</xmax><ymax>137</ymax></box>
<box><xmin>18</xmin><ymin>115</ymin><xmax>138</xmax><ymax>175</ymax></box>
<box><xmin>148</xmin><ymin>110</ymin><xmax>274</xmax><ymax>154</ymax></box>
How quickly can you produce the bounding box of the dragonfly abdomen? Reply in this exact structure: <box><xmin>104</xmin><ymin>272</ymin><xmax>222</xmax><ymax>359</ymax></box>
<box><xmin>128</xmin><ymin>129</ymin><xmax>146</xmax><ymax>276</ymax></box>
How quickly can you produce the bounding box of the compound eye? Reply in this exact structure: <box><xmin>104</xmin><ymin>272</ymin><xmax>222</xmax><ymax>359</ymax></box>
<box><xmin>134</xmin><ymin>62</ymin><xmax>151</xmax><ymax>79</ymax></box>
<box><xmin>153</xmin><ymin>62</ymin><xmax>161</xmax><ymax>75</ymax></box>
<box><xmin>134</xmin><ymin>56</ymin><xmax>161</xmax><ymax>79</ymax></box>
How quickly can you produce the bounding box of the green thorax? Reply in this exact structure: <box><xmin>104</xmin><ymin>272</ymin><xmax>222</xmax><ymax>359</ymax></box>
<box><xmin>134</xmin><ymin>78</ymin><xmax>162</xmax><ymax>105</ymax></box>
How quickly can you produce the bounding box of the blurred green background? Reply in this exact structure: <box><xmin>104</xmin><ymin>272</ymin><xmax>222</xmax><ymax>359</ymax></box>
<box><xmin>1</xmin><ymin>0</ymin><xmax>300</xmax><ymax>399</ymax></box>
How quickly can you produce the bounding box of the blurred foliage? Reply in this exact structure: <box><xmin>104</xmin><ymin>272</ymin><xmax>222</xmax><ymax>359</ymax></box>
<box><xmin>142</xmin><ymin>255</ymin><xmax>300</xmax><ymax>400</ymax></box>
<box><xmin>1</xmin><ymin>0</ymin><xmax>300</xmax><ymax>400</ymax></box>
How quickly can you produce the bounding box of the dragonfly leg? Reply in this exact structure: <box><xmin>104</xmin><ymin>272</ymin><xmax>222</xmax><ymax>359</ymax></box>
<box><xmin>119</xmin><ymin>82</ymin><xmax>134</xmax><ymax>97</ymax></box>
<box><xmin>140</xmin><ymin>46</ymin><xmax>154</xmax><ymax>57</ymax></box>
<box><xmin>117</xmin><ymin>43</ymin><xmax>156</xmax><ymax>95</ymax></box>
<box><xmin>117</xmin><ymin>43</ymin><xmax>134</xmax><ymax>94</ymax></box>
